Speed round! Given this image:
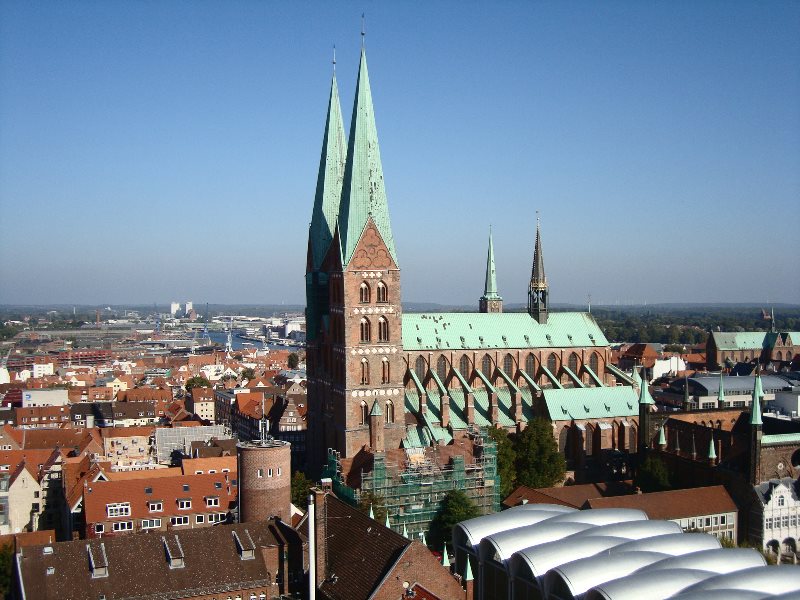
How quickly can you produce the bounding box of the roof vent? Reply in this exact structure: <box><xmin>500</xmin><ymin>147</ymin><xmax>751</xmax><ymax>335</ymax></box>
<box><xmin>232</xmin><ymin>529</ymin><xmax>256</xmax><ymax>560</ymax></box>
<box><xmin>46</xmin><ymin>566</ymin><xmax>55</xmax><ymax>575</ymax></box>
<box><xmin>43</xmin><ymin>546</ymin><xmax>53</xmax><ymax>555</ymax></box>
<box><xmin>163</xmin><ymin>535</ymin><xmax>185</xmax><ymax>569</ymax></box>
<box><xmin>87</xmin><ymin>543</ymin><xmax>109</xmax><ymax>578</ymax></box>
<box><xmin>144</xmin><ymin>487</ymin><xmax>152</xmax><ymax>494</ymax></box>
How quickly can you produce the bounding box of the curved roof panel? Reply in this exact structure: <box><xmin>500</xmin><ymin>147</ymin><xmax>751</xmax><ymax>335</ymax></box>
<box><xmin>608</xmin><ymin>532</ymin><xmax>720</xmax><ymax>555</ymax></box>
<box><xmin>572</xmin><ymin>519</ymin><xmax>681</xmax><ymax>540</ymax></box>
<box><xmin>452</xmin><ymin>504</ymin><xmax>573</xmax><ymax>550</ymax></box>
<box><xmin>545</xmin><ymin>508</ymin><xmax>648</xmax><ymax>526</ymax></box>
<box><xmin>511</xmin><ymin>535</ymin><xmax>633</xmax><ymax>580</ymax></box>
<box><xmin>585</xmin><ymin>568</ymin><xmax>717</xmax><ymax>600</ymax></box>
<box><xmin>677</xmin><ymin>565</ymin><xmax>800</xmax><ymax>595</ymax></box>
<box><xmin>670</xmin><ymin>592</ymin><xmax>772</xmax><ymax>600</ymax></box>
<box><xmin>638</xmin><ymin>548</ymin><xmax>765</xmax><ymax>574</ymax></box>
<box><xmin>479</xmin><ymin>521</ymin><xmax>594</xmax><ymax>563</ymax></box>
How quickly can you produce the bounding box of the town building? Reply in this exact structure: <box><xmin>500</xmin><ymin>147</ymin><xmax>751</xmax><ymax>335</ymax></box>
<box><xmin>751</xmin><ymin>476</ymin><xmax>800</xmax><ymax>556</ymax></box>
<box><xmin>706</xmin><ymin>330</ymin><xmax>800</xmax><ymax>370</ymax></box>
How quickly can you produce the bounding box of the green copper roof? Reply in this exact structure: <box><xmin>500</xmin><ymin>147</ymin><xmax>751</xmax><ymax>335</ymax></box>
<box><xmin>657</xmin><ymin>425</ymin><xmax>666</xmax><ymax>446</ymax></box>
<box><xmin>369</xmin><ymin>399</ymin><xmax>383</xmax><ymax>416</ymax></box>
<box><xmin>711</xmin><ymin>332</ymin><xmax>771</xmax><ymax>351</ymax></box>
<box><xmin>717</xmin><ymin>371</ymin><xmax>725</xmax><ymax>404</ymax></box>
<box><xmin>708</xmin><ymin>435</ymin><xmax>717</xmax><ymax>460</ymax></box>
<box><xmin>482</xmin><ymin>228</ymin><xmax>501</xmax><ymax>300</ymax></box>
<box><xmin>338</xmin><ymin>48</ymin><xmax>398</xmax><ymax>267</ymax></box>
<box><xmin>464</xmin><ymin>557</ymin><xmax>474</xmax><ymax>581</ymax></box>
<box><xmin>401</xmin><ymin>311</ymin><xmax>608</xmax><ymax>351</ymax></box>
<box><xmin>542</xmin><ymin>386</ymin><xmax>639</xmax><ymax>421</ymax></box>
<box><xmin>309</xmin><ymin>72</ymin><xmax>347</xmax><ymax>270</ymax></box>
<box><xmin>761</xmin><ymin>433</ymin><xmax>800</xmax><ymax>445</ymax></box>
<box><xmin>750</xmin><ymin>373</ymin><xmax>763</xmax><ymax>426</ymax></box>
<box><xmin>638</xmin><ymin>373</ymin><xmax>655</xmax><ymax>406</ymax></box>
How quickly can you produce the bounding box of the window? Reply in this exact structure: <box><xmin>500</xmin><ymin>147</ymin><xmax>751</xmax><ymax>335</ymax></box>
<box><xmin>196</xmin><ymin>514</ymin><xmax>205</xmax><ymax>524</ymax></box>
<box><xmin>106</xmin><ymin>502</ymin><xmax>131</xmax><ymax>518</ymax></box>
<box><xmin>206</xmin><ymin>497</ymin><xmax>220</xmax><ymax>507</ymax></box>
<box><xmin>170</xmin><ymin>516</ymin><xmax>189</xmax><ymax>526</ymax></box>
<box><xmin>778</xmin><ymin>496</ymin><xmax>785</xmax><ymax>507</ymax></box>
<box><xmin>112</xmin><ymin>521</ymin><xmax>133</xmax><ymax>532</ymax></box>
<box><xmin>705</xmin><ymin>517</ymin><xmax>711</xmax><ymax>527</ymax></box>
<box><xmin>182</xmin><ymin>484</ymin><xmax>190</xmax><ymax>492</ymax></box>
<box><xmin>381</xmin><ymin>358</ymin><xmax>390</xmax><ymax>384</ymax></box>
<box><xmin>481</xmin><ymin>354</ymin><xmax>493</xmax><ymax>378</ymax></box>
<box><xmin>459</xmin><ymin>355</ymin><xmax>471</xmax><ymax>376</ymax></box>
<box><xmin>360</xmin><ymin>318</ymin><xmax>371</xmax><ymax>343</ymax></box>
<box><xmin>568</xmin><ymin>353</ymin><xmax>579</xmax><ymax>373</ymax></box>
<box><xmin>589</xmin><ymin>353</ymin><xmax>600</xmax><ymax>374</ymax></box>
<box><xmin>215</xmin><ymin>482</ymin><xmax>223</xmax><ymax>490</ymax></box>
<box><xmin>525</xmin><ymin>354</ymin><xmax>536</xmax><ymax>377</ymax></box>
<box><xmin>415</xmin><ymin>356</ymin><xmax>426</xmax><ymax>381</ymax></box>
<box><xmin>720</xmin><ymin>515</ymin><xmax>726</xmax><ymax>525</ymax></box>
<box><xmin>376</xmin><ymin>281</ymin><xmax>388</xmax><ymax>303</ymax></box>
<box><xmin>547</xmin><ymin>354</ymin><xmax>558</xmax><ymax>373</ymax></box>
<box><xmin>95</xmin><ymin>524</ymin><xmax>104</xmax><ymax>534</ymax></box>
<box><xmin>385</xmin><ymin>400</ymin><xmax>394</xmax><ymax>424</ymax></box>
<box><xmin>766</xmin><ymin>517</ymin><xmax>773</xmax><ymax>529</ymax></box>
<box><xmin>361</xmin><ymin>359</ymin><xmax>370</xmax><ymax>385</ymax></box>
<box><xmin>503</xmin><ymin>354</ymin><xmax>514</xmax><ymax>375</ymax></box>
<box><xmin>257</xmin><ymin>469</ymin><xmax>264</xmax><ymax>478</ymax></box>
<box><xmin>359</xmin><ymin>282</ymin><xmax>370</xmax><ymax>303</ymax></box>
<box><xmin>360</xmin><ymin>401</ymin><xmax>368</xmax><ymax>425</ymax></box>
<box><xmin>783</xmin><ymin>515</ymin><xmax>790</xmax><ymax>527</ymax></box>
<box><xmin>141</xmin><ymin>518</ymin><xmax>161</xmax><ymax>529</ymax></box>
<box><xmin>149</xmin><ymin>502</ymin><xmax>163</xmax><ymax>512</ymax></box>
<box><xmin>268</xmin><ymin>468</ymin><xmax>273</xmax><ymax>477</ymax></box>
<box><xmin>178</xmin><ymin>499</ymin><xmax>192</xmax><ymax>510</ymax></box>
<box><xmin>437</xmin><ymin>356</ymin><xmax>448</xmax><ymax>381</ymax></box>
<box><xmin>277</xmin><ymin>467</ymin><xmax>281</xmax><ymax>476</ymax></box>
<box><xmin>378</xmin><ymin>317</ymin><xmax>389</xmax><ymax>342</ymax></box>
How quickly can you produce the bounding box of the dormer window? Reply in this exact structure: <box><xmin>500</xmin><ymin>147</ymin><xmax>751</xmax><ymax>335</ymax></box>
<box><xmin>106</xmin><ymin>502</ymin><xmax>131</xmax><ymax>518</ymax></box>
<box><xmin>778</xmin><ymin>496</ymin><xmax>785</xmax><ymax>507</ymax></box>
<box><xmin>177</xmin><ymin>499</ymin><xmax>192</xmax><ymax>510</ymax></box>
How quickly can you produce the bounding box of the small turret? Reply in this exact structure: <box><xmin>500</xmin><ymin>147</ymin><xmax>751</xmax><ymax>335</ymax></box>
<box><xmin>479</xmin><ymin>228</ymin><xmax>503</xmax><ymax>313</ymax></box>
<box><xmin>527</xmin><ymin>215</ymin><xmax>548</xmax><ymax>324</ymax></box>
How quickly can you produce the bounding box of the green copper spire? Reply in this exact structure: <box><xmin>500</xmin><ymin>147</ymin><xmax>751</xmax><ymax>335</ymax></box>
<box><xmin>657</xmin><ymin>425</ymin><xmax>666</xmax><ymax>447</ymax></box>
<box><xmin>338</xmin><ymin>48</ymin><xmax>398</xmax><ymax>267</ymax></box>
<box><xmin>751</xmin><ymin>371</ymin><xmax>763</xmax><ymax>426</ymax></box>
<box><xmin>464</xmin><ymin>557</ymin><xmax>473</xmax><ymax>581</ymax></box>
<box><xmin>369</xmin><ymin>399</ymin><xmax>383</xmax><ymax>416</ymax></box>
<box><xmin>309</xmin><ymin>70</ymin><xmax>347</xmax><ymax>270</ymax></box>
<box><xmin>638</xmin><ymin>369</ymin><xmax>654</xmax><ymax>405</ymax></box>
<box><xmin>708</xmin><ymin>434</ymin><xmax>717</xmax><ymax>461</ymax></box>
<box><xmin>369</xmin><ymin>503</ymin><xmax>374</xmax><ymax>519</ymax></box>
<box><xmin>402</xmin><ymin>522</ymin><xmax>409</xmax><ymax>539</ymax></box>
<box><xmin>483</xmin><ymin>228</ymin><xmax>500</xmax><ymax>300</ymax></box>
<box><xmin>442</xmin><ymin>544</ymin><xmax>450</xmax><ymax>568</ymax></box>
<box><xmin>384</xmin><ymin>511</ymin><xmax>390</xmax><ymax>528</ymax></box>
<box><xmin>717</xmin><ymin>372</ymin><xmax>726</xmax><ymax>406</ymax></box>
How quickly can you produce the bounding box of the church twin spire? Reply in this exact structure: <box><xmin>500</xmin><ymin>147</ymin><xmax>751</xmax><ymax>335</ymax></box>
<box><xmin>528</xmin><ymin>216</ymin><xmax>549</xmax><ymax>323</ymax></box>
<box><xmin>479</xmin><ymin>228</ymin><xmax>503</xmax><ymax>313</ymax></box>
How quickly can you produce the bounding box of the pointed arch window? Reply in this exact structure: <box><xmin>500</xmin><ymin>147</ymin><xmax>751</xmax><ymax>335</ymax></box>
<box><xmin>381</xmin><ymin>358</ymin><xmax>390</xmax><ymax>384</ymax></box>
<box><xmin>360</xmin><ymin>358</ymin><xmax>370</xmax><ymax>385</ymax></box>
<box><xmin>359</xmin><ymin>282</ymin><xmax>370</xmax><ymax>304</ymax></box>
<box><xmin>360</xmin><ymin>401</ymin><xmax>368</xmax><ymax>425</ymax></box>
<box><xmin>378</xmin><ymin>317</ymin><xmax>389</xmax><ymax>342</ymax></box>
<box><xmin>437</xmin><ymin>356</ymin><xmax>448</xmax><ymax>382</ymax></box>
<box><xmin>360</xmin><ymin>318</ymin><xmax>371</xmax><ymax>343</ymax></box>
<box><xmin>481</xmin><ymin>354</ymin><xmax>493</xmax><ymax>378</ymax></box>
<box><xmin>525</xmin><ymin>354</ymin><xmax>536</xmax><ymax>377</ymax></box>
<box><xmin>503</xmin><ymin>354</ymin><xmax>514</xmax><ymax>375</ymax></box>
<box><xmin>459</xmin><ymin>355</ymin><xmax>471</xmax><ymax>376</ymax></box>
<box><xmin>376</xmin><ymin>281</ymin><xmax>388</xmax><ymax>303</ymax></box>
<box><xmin>547</xmin><ymin>353</ymin><xmax>558</xmax><ymax>373</ymax></box>
<box><xmin>568</xmin><ymin>353</ymin><xmax>579</xmax><ymax>373</ymax></box>
<box><xmin>415</xmin><ymin>356</ymin><xmax>427</xmax><ymax>382</ymax></box>
<box><xmin>385</xmin><ymin>400</ymin><xmax>395</xmax><ymax>424</ymax></box>
<box><xmin>589</xmin><ymin>352</ymin><xmax>600</xmax><ymax>374</ymax></box>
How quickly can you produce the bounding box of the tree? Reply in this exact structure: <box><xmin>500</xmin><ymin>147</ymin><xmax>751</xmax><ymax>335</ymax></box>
<box><xmin>635</xmin><ymin>454</ymin><xmax>671</xmax><ymax>492</ymax></box>
<box><xmin>486</xmin><ymin>426</ymin><xmax>516</xmax><ymax>499</ymax></box>
<box><xmin>357</xmin><ymin>490</ymin><xmax>388</xmax><ymax>524</ymax></box>
<box><xmin>240</xmin><ymin>367</ymin><xmax>256</xmax><ymax>381</ymax></box>
<box><xmin>185</xmin><ymin>375</ymin><xmax>211</xmax><ymax>392</ymax></box>
<box><xmin>0</xmin><ymin>542</ymin><xmax>12</xmax><ymax>598</ymax></box>
<box><xmin>291</xmin><ymin>471</ymin><xmax>313</xmax><ymax>509</ymax></box>
<box><xmin>288</xmin><ymin>352</ymin><xmax>300</xmax><ymax>370</ymax></box>
<box><xmin>429</xmin><ymin>490</ymin><xmax>480</xmax><ymax>552</ymax></box>
<box><xmin>512</xmin><ymin>417</ymin><xmax>566</xmax><ymax>489</ymax></box>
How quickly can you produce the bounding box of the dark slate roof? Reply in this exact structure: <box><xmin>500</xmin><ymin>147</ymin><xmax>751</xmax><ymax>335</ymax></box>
<box><xmin>318</xmin><ymin>493</ymin><xmax>411</xmax><ymax>600</ymax></box>
<box><xmin>17</xmin><ymin>519</ymin><xmax>294</xmax><ymax>600</ymax></box>
<box><xmin>754</xmin><ymin>477</ymin><xmax>800</xmax><ymax>506</ymax></box>
<box><xmin>690</xmin><ymin>375</ymin><xmax>792</xmax><ymax>396</ymax></box>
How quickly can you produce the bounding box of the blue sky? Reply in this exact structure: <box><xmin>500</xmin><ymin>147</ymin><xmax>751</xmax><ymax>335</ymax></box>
<box><xmin>1</xmin><ymin>1</ymin><xmax>798</xmax><ymax>306</ymax></box>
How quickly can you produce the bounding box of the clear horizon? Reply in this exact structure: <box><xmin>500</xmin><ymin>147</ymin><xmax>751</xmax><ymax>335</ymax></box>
<box><xmin>1</xmin><ymin>2</ymin><xmax>798</xmax><ymax>306</ymax></box>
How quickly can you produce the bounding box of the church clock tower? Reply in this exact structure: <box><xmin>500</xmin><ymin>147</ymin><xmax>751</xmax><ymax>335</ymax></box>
<box><xmin>528</xmin><ymin>217</ymin><xmax>548</xmax><ymax>324</ymax></box>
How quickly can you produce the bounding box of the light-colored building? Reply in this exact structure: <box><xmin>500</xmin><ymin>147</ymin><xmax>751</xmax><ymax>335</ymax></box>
<box><xmin>751</xmin><ymin>477</ymin><xmax>800</xmax><ymax>556</ymax></box>
<box><xmin>20</xmin><ymin>389</ymin><xmax>69</xmax><ymax>408</ymax></box>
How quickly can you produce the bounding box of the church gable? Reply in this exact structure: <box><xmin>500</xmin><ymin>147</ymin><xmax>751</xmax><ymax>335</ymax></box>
<box><xmin>346</xmin><ymin>216</ymin><xmax>398</xmax><ymax>271</ymax></box>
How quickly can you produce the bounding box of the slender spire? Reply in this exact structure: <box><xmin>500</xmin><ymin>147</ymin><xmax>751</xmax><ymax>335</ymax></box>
<box><xmin>691</xmin><ymin>433</ymin><xmax>697</xmax><ymax>458</ymax></box>
<box><xmin>657</xmin><ymin>424</ymin><xmax>666</xmax><ymax>447</ymax></box>
<box><xmin>717</xmin><ymin>371</ymin><xmax>726</xmax><ymax>406</ymax></box>
<box><xmin>338</xmin><ymin>46</ymin><xmax>398</xmax><ymax>267</ymax></box>
<box><xmin>528</xmin><ymin>212</ymin><xmax>549</xmax><ymax>323</ymax></box>
<box><xmin>442</xmin><ymin>544</ymin><xmax>450</xmax><ymax>568</ymax></box>
<box><xmin>464</xmin><ymin>557</ymin><xmax>473</xmax><ymax>581</ymax></box>
<box><xmin>384</xmin><ymin>511</ymin><xmax>390</xmax><ymax>528</ymax></box>
<box><xmin>708</xmin><ymin>433</ymin><xmax>717</xmax><ymax>461</ymax></box>
<box><xmin>479</xmin><ymin>227</ymin><xmax>502</xmax><ymax>312</ymax></box>
<box><xmin>369</xmin><ymin>503</ymin><xmax>374</xmax><ymax>519</ymax></box>
<box><xmin>751</xmin><ymin>370</ymin><xmax>763</xmax><ymax>426</ymax></box>
<box><xmin>308</xmin><ymin>66</ymin><xmax>347</xmax><ymax>270</ymax></box>
<box><xmin>683</xmin><ymin>374</ymin><xmax>690</xmax><ymax>408</ymax></box>
<box><xmin>638</xmin><ymin>368</ymin><xmax>654</xmax><ymax>406</ymax></box>
<box><xmin>674</xmin><ymin>429</ymin><xmax>681</xmax><ymax>453</ymax></box>
<box><xmin>402</xmin><ymin>522</ymin><xmax>409</xmax><ymax>539</ymax></box>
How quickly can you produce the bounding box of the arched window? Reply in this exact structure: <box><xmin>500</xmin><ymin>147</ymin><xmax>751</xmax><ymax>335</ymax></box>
<box><xmin>568</xmin><ymin>353</ymin><xmax>578</xmax><ymax>373</ymax></box>
<box><xmin>525</xmin><ymin>354</ymin><xmax>536</xmax><ymax>377</ymax></box>
<box><xmin>378</xmin><ymin>317</ymin><xmax>389</xmax><ymax>342</ymax></box>
<box><xmin>381</xmin><ymin>358</ymin><xmax>390</xmax><ymax>384</ymax></box>
<box><xmin>376</xmin><ymin>281</ymin><xmax>388</xmax><ymax>303</ymax></box>
<box><xmin>385</xmin><ymin>400</ymin><xmax>394</xmax><ymax>424</ymax></box>
<box><xmin>437</xmin><ymin>356</ymin><xmax>448</xmax><ymax>381</ymax></box>
<box><xmin>503</xmin><ymin>353</ymin><xmax>514</xmax><ymax>375</ymax></box>
<box><xmin>787</xmin><ymin>351</ymin><xmax>793</xmax><ymax>361</ymax></box>
<box><xmin>360</xmin><ymin>401</ymin><xmax>368</xmax><ymax>425</ymax></box>
<box><xmin>360</xmin><ymin>318</ymin><xmax>371</xmax><ymax>343</ymax></box>
<box><xmin>361</xmin><ymin>359</ymin><xmax>370</xmax><ymax>385</ymax></box>
<box><xmin>481</xmin><ymin>354</ymin><xmax>493</xmax><ymax>378</ymax></box>
<box><xmin>459</xmin><ymin>355</ymin><xmax>471</xmax><ymax>376</ymax></box>
<box><xmin>547</xmin><ymin>353</ymin><xmax>558</xmax><ymax>373</ymax></box>
<box><xmin>359</xmin><ymin>282</ymin><xmax>370</xmax><ymax>303</ymax></box>
<box><xmin>589</xmin><ymin>353</ymin><xmax>599</xmax><ymax>373</ymax></box>
<box><xmin>415</xmin><ymin>356</ymin><xmax>427</xmax><ymax>381</ymax></box>
<box><xmin>776</xmin><ymin>351</ymin><xmax>783</xmax><ymax>361</ymax></box>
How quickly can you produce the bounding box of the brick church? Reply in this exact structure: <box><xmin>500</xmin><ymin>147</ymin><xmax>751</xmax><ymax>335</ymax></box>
<box><xmin>305</xmin><ymin>47</ymin><xmax>637</xmax><ymax>475</ymax></box>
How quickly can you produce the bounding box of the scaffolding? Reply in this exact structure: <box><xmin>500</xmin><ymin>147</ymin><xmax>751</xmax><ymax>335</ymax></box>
<box><xmin>323</xmin><ymin>426</ymin><xmax>500</xmax><ymax>541</ymax></box>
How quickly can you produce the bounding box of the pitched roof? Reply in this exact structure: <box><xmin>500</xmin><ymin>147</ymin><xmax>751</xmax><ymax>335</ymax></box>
<box><xmin>402</xmin><ymin>311</ymin><xmax>609</xmax><ymax>352</ymax></box>
<box><xmin>711</xmin><ymin>332</ymin><xmax>770</xmax><ymax>351</ymax></box>
<box><xmin>586</xmin><ymin>485</ymin><xmax>737</xmax><ymax>520</ymax></box>
<box><xmin>337</xmin><ymin>48</ymin><xmax>397</xmax><ymax>267</ymax></box>
<box><xmin>503</xmin><ymin>481</ymin><xmax>636</xmax><ymax>509</ymax></box>
<box><xmin>543</xmin><ymin>386</ymin><xmax>639</xmax><ymax>421</ymax></box>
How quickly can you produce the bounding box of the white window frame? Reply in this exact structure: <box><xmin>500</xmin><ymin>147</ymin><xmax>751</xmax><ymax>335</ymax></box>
<box><xmin>206</xmin><ymin>497</ymin><xmax>220</xmax><ymax>507</ymax></box>
<box><xmin>170</xmin><ymin>515</ymin><xmax>189</xmax><ymax>526</ymax></box>
<box><xmin>141</xmin><ymin>518</ymin><xmax>161</xmax><ymax>529</ymax></box>
<box><xmin>177</xmin><ymin>499</ymin><xmax>192</xmax><ymax>510</ymax></box>
<box><xmin>196</xmin><ymin>514</ymin><xmax>205</xmax><ymax>524</ymax></box>
<box><xmin>112</xmin><ymin>521</ymin><xmax>133</xmax><ymax>532</ymax></box>
<box><xmin>149</xmin><ymin>501</ymin><xmax>163</xmax><ymax>512</ymax></box>
<box><xmin>106</xmin><ymin>502</ymin><xmax>131</xmax><ymax>518</ymax></box>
